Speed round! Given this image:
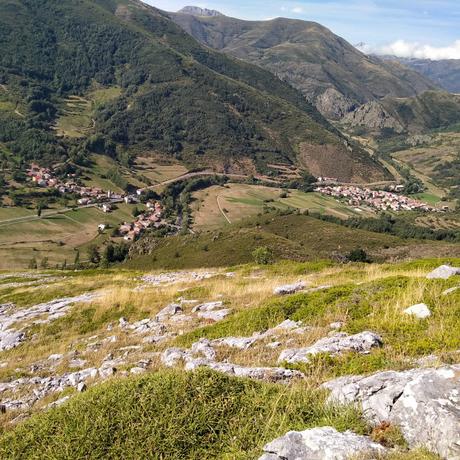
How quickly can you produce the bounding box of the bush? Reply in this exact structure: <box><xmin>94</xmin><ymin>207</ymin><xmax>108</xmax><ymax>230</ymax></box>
<box><xmin>346</xmin><ymin>248</ymin><xmax>371</xmax><ymax>263</ymax></box>
<box><xmin>252</xmin><ymin>246</ymin><xmax>274</xmax><ymax>265</ymax></box>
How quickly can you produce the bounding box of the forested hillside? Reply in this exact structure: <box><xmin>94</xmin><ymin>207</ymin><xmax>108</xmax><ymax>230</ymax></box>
<box><xmin>0</xmin><ymin>0</ymin><xmax>387</xmax><ymax>181</ymax></box>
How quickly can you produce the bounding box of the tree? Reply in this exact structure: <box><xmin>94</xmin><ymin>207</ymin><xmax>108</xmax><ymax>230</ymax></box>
<box><xmin>252</xmin><ymin>246</ymin><xmax>274</xmax><ymax>265</ymax></box>
<box><xmin>28</xmin><ymin>257</ymin><xmax>38</xmax><ymax>269</ymax></box>
<box><xmin>40</xmin><ymin>257</ymin><xmax>49</xmax><ymax>269</ymax></box>
<box><xmin>87</xmin><ymin>245</ymin><xmax>101</xmax><ymax>265</ymax></box>
<box><xmin>346</xmin><ymin>248</ymin><xmax>371</xmax><ymax>263</ymax></box>
<box><xmin>74</xmin><ymin>249</ymin><xmax>81</xmax><ymax>268</ymax></box>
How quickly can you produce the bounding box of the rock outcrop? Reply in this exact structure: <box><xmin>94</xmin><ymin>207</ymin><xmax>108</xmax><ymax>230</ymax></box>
<box><xmin>259</xmin><ymin>426</ymin><xmax>386</xmax><ymax>460</ymax></box>
<box><xmin>343</xmin><ymin>101</ymin><xmax>404</xmax><ymax>132</ymax></box>
<box><xmin>273</xmin><ymin>282</ymin><xmax>306</xmax><ymax>296</ymax></box>
<box><xmin>278</xmin><ymin>331</ymin><xmax>383</xmax><ymax>364</ymax></box>
<box><xmin>323</xmin><ymin>365</ymin><xmax>460</xmax><ymax>459</ymax></box>
<box><xmin>315</xmin><ymin>88</ymin><xmax>357</xmax><ymax>120</ymax></box>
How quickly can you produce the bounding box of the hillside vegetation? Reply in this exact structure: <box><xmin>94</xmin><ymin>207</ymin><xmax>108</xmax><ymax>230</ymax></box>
<box><xmin>0</xmin><ymin>0</ymin><xmax>386</xmax><ymax>181</ymax></box>
<box><xmin>126</xmin><ymin>212</ymin><xmax>460</xmax><ymax>270</ymax></box>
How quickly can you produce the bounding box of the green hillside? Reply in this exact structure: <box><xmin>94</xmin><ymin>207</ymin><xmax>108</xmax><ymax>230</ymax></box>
<box><xmin>0</xmin><ymin>0</ymin><xmax>386</xmax><ymax>181</ymax></box>
<box><xmin>169</xmin><ymin>11</ymin><xmax>437</xmax><ymax>119</ymax></box>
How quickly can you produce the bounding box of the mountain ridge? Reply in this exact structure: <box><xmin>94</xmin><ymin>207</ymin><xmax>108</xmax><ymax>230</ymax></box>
<box><xmin>168</xmin><ymin>10</ymin><xmax>439</xmax><ymax>118</ymax></box>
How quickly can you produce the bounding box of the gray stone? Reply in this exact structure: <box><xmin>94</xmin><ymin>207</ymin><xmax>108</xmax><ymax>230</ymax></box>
<box><xmin>197</xmin><ymin>309</ymin><xmax>231</xmax><ymax>321</ymax></box>
<box><xmin>156</xmin><ymin>304</ymin><xmax>183</xmax><ymax>322</ymax></box>
<box><xmin>130</xmin><ymin>367</ymin><xmax>146</xmax><ymax>374</ymax></box>
<box><xmin>0</xmin><ymin>330</ymin><xmax>25</xmax><ymax>351</ymax></box>
<box><xmin>443</xmin><ymin>286</ymin><xmax>459</xmax><ymax>295</ymax></box>
<box><xmin>278</xmin><ymin>331</ymin><xmax>383</xmax><ymax>364</ymax></box>
<box><xmin>192</xmin><ymin>301</ymin><xmax>224</xmax><ymax>312</ymax></box>
<box><xmin>185</xmin><ymin>359</ymin><xmax>304</xmax><ymax>383</ymax></box>
<box><xmin>213</xmin><ymin>336</ymin><xmax>258</xmax><ymax>350</ymax></box>
<box><xmin>427</xmin><ymin>265</ymin><xmax>460</xmax><ymax>280</ymax></box>
<box><xmin>77</xmin><ymin>382</ymin><xmax>87</xmax><ymax>392</ymax></box>
<box><xmin>191</xmin><ymin>339</ymin><xmax>216</xmax><ymax>360</ymax></box>
<box><xmin>274</xmin><ymin>282</ymin><xmax>306</xmax><ymax>296</ymax></box>
<box><xmin>323</xmin><ymin>365</ymin><xmax>460</xmax><ymax>459</ymax></box>
<box><xmin>259</xmin><ymin>426</ymin><xmax>386</xmax><ymax>460</ymax></box>
<box><xmin>403</xmin><ymin>303</ymin><xmax>431</xmax><ymax>319</ymax></box>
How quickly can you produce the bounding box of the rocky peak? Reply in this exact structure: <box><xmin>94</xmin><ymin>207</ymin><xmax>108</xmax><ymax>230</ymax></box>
<box><xmin>178</xmin><ymin>6</ymin><xmax>223</xmax><ymax>17</ymax></box>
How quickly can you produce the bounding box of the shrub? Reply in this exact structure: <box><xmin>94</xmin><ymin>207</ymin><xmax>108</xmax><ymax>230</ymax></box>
<box><xmin>252</xmin><ymin>246</ymin><xmax>274</xmax><ymax>265</ymax></box>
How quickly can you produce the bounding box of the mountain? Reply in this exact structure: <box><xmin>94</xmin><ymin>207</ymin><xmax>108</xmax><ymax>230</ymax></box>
<box><xmin>0</xmin><ymin>0</ymin><xmax>387</xmax><ymax>182</ymax></box>
<box><xmin>389</xmin><ymin>58</ymin><xmax>460</xmax><ymax>94</ymax></box>
<box><xmin>343</xmin><ymin>91</ymin><xmax>460</xmax><ymax>134</ymax></box>
<box><xmin>168</xmin><ymin>9</ymin><xmax>438</xmax><ymax>119</ymax></box>
<box><xmin>178</xmin><ymin>6</ymin><xmax>223</xmax><ymax>17</ymax></box>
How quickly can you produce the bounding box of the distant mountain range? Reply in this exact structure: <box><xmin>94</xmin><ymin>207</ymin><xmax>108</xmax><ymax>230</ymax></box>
<box><xmin>386</xmin><ymin>58</ymin><xmax>460</xmax><ymax>94</ymax></box>
<box><xmin>169</xmin><ymin>7</ymin><xmax>438</xmax><ymax>119</ymax></box>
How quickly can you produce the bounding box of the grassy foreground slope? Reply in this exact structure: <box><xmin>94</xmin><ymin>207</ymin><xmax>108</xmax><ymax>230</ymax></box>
<box><xmin>0</xmin><ymin>369</ymin><xmax>364</xmax><ymax>459</ymax></box>
<box><xmin>0</xmin><ymin>259</ymin><xmax>458</xmax><ymax>459</ymax></box>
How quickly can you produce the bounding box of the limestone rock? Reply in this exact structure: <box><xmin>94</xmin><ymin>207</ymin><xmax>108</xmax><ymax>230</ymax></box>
<box><xmin>156</xmin><ymin>304</ymin><xmax>183</xmax><ymax>322</ymax></box>
<box><xmin>0</xmin><ymin>330</ymin><xmax>25</xmax><ymax>351</ymax></box>
<box><xmin>213</xmin><ymin>336</ymin><xmax>258</xmax><ymax>350</ymax></box>
<box><xmin>192</xmin><ymin>301</ymin><xmax>223</xmax><ymax>312</ymax></box>
<box><xmin>197</xmin><ymin>309</ymin><xmax>231</xmax><ymax>321</ymax></box>
<box><xmin>426</xmin><ymin>265</ymin><xmax>460</xmax><ymax>280</ymax></box>
<box><xmin>323</xmin><ymin>365</ymin><xmax>460</xmax><ymax>459</ymax></box>
<box><xmin>278</xmin><ymin>331</ymin><xmax>383</xmax><ymax>364</ymax></box>
<box><xmin>403</xmin><ymin>303</ymin><xmax>431</xmax><ymax>319</ymax></box>
<box><xmin>259</xmin><ymin>426</ymin><xmax>386</xmax><ymax>460</ymax></box>
<box><xmin>274</xmin><ymin>282</ymin><xmax>306</xmax><ymax>296</ymax></box>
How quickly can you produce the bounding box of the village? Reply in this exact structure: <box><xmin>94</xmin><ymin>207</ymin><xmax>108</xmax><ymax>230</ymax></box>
<box><xmin>315</xmin><ymin>184</ymin><xmax>442</xmax><ymax>213</ymax></box>
<box><xmin>27</xmin><ymin>164</ymin><xmax>166</xmax><ymax>241</ymax></box>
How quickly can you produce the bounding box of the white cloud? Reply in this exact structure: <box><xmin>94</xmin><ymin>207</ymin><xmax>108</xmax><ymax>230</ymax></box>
<box><xmin>361</xmin><ymin>39</ymin><xmax>460</xmax><ymax>59</ymax></box>
<box><xmin>291</xmin><ymin>6</ymin><xmax>304</xmax><ymax>14</ymax></box>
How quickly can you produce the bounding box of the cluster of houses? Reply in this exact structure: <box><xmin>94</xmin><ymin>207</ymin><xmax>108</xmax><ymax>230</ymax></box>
<box><xmin>27</xmin><ymin>164</ymin><xmax>60</xmax><ymax>188</ymax></box>
<box><xmin>118</xmin><ymin>201</ymin><xmax>164</xmax><ymax>241</ymax></box>
<box><xmin>315</xmin><ymin>185</ymin><xmax>440</xmax><ymax>212</ymax></box>
<box><xmin>27</xmin><ymin>164</ymin><xmax>140</xmax><ymax>212</ymax></box>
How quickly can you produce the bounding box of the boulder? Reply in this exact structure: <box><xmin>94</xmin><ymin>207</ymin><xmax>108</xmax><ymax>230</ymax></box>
<box><xmin>278</xmin><ymin>331</ymin><xmax>383</xmax><ymax>364</ymax></box>
<box><xmin>426</xmin><ymin>265</ymin><xmax>460</xmax><ymax>280</ymax></box>
<box><xmin>403</xmin><ymin>303</ymin><xmax>431</xmax><ymax>319</ymax></box>
<box><xmin>0</xmin><ymin>330</ymin><xmax>25</xmax><ymax>351</ymax></box>
<box><xmin>323</xmin><ymin>365</ymin><xmax>460</xmax><ymax>459</ymax></box>
<box><xmin>274</xmin><ymin>282</ymin><xmax>306</xmax><ymax>296</ymax></box>
<box><xmin>185</xmin><ymin>359</ymin><xmax>304</xmax><ymax>383</ymax></box>
<box><xmin>197</xmin><ymin>309</ymin><xmax>231</xmax><ymax>322</ymax></box>
<box><xmin>259</xmin><ymin>426</ymin><xmax>386</xmax><ymax>460</ymax></box>
<box><xmin>192</xmin><ymin>301</ymin><xmax>223</xmax><ymax>312</ymax></box>
<box><xmin>212</xmin><ymin>336</ymin><xmax>258</xmax><ymax>350</ymax></box>
<box><xmin>156</xmin><ymin>303</ymin><xmax>183</xmax><ymax>322</ymax></box>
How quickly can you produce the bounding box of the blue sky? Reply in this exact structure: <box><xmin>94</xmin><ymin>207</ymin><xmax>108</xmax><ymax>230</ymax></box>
<box><xmin>146</xmin><ymin>0</ymin><xmax>460</xmax><ymax>58</ymax></box>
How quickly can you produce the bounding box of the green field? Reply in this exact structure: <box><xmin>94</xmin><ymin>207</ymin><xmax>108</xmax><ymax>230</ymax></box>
<box><xmin>0</xmin><ymin>203</ymin><xmax>140</xmax><ymax>269</ymax></box>
<box><xmin>192</xmin><ymin>184</ymin><xmax>374</xmax><ymax>230</ymax></box>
